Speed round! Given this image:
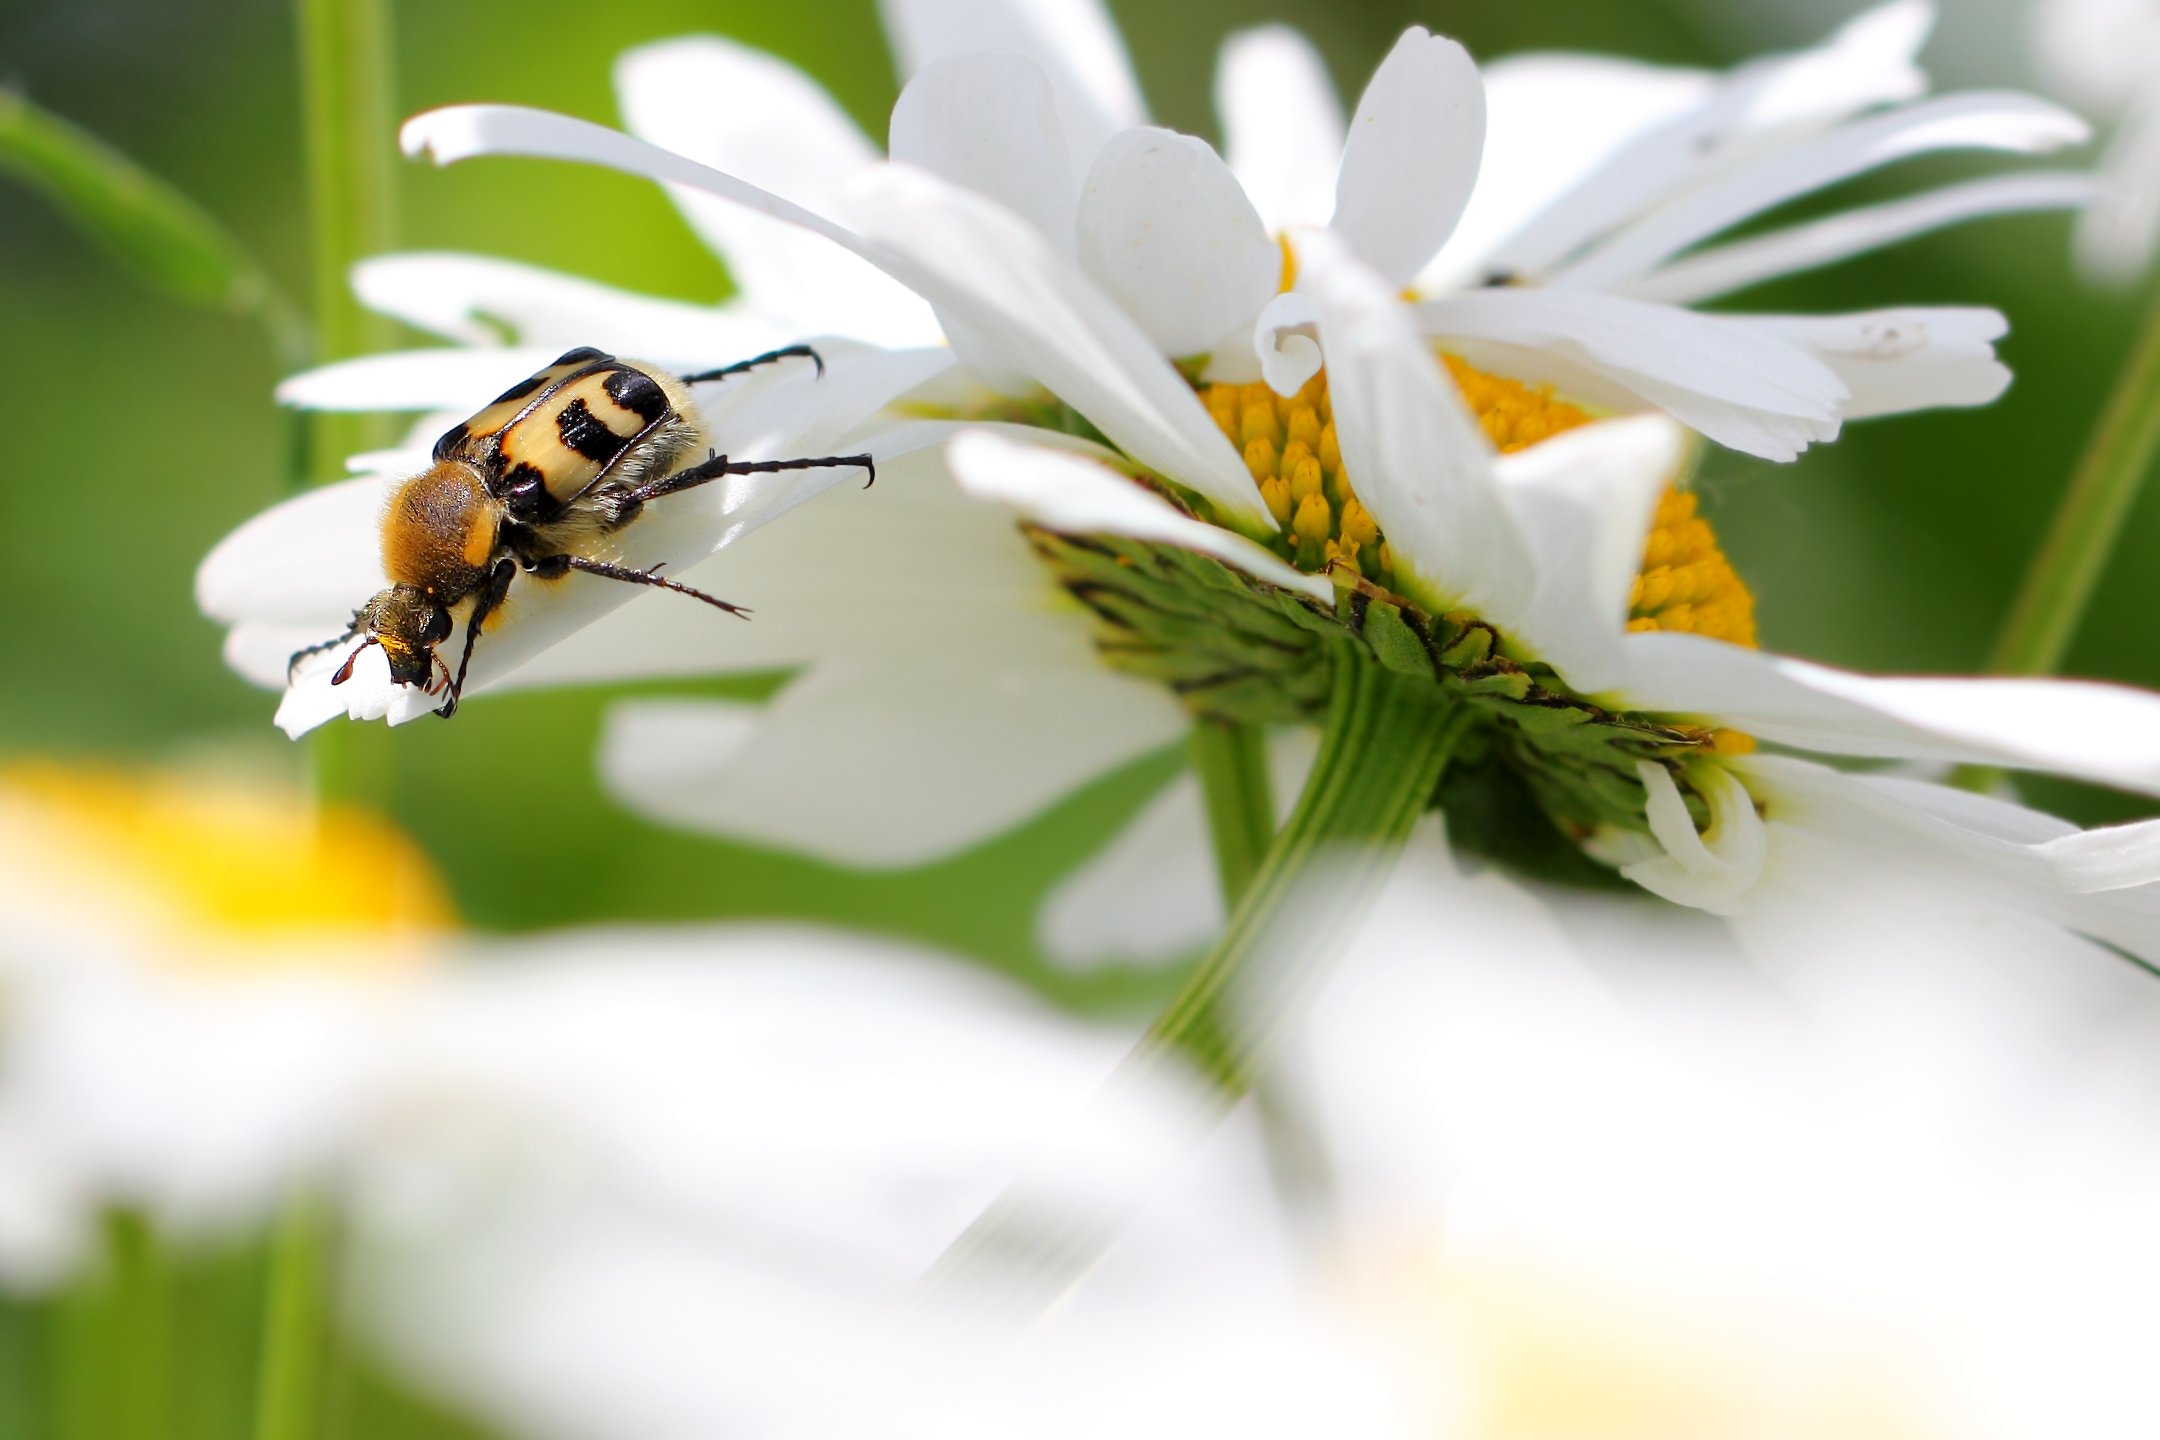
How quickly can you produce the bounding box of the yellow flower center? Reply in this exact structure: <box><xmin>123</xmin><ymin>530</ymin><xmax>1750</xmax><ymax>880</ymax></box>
<box><xmin>1628</xmin><ymin>489</ymin><xmax>1758</xmax><ymax>649</ymax></box>
<box><xmin>1199</xmin><ymin>358</ymin><xmax>1759</xmax><ymax>656</ymax></box>
<box><xmin>0</xmin><ymin>763</ymin><xmax>454</xmax><ymax>970</ymax></box>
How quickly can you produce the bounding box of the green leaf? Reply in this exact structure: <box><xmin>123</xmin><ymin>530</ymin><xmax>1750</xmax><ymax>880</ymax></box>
<box><xmin>0</xmin><ymin>90</ymin><xmax>306</xmax><ymax>364</ymax></box>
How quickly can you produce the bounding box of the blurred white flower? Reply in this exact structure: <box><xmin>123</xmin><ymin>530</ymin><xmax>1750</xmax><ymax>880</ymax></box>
<box><xmin>328</xmin><ymin>827</ymin><xmax>2160</xmax><ymax>1440</ymax></box>
<box><xmin>2031</xmin><ymin>0</ymin><xmax>2160</xmax><ymax>280</ymax></box>
<box><xmin>0</xmin><ymin>762</ymin><xmax>1201</xmax><ymax>1326</ymax></box>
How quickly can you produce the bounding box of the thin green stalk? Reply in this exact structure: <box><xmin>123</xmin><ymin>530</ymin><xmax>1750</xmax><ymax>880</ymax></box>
<box><xmin>1188</xmin><ymin>718</ymin><xmax>1274</xmax><ymax>907</ymax></box>
<box><xmin>1956</xmin><ymin>279</ymin><xmax>2160</xmax><ymax>792</ymax></box>
<box><xmin>926</xmin><ymin>649</ymin><xmax>1468</xmax><ymax>1307</ymax></box>
<box><xmin>252</xmin><ymin>1198</ymin><xmax>330</xmax><ymax>1440</ymax></box>
<box><xmin>295</xmin><ymin>0</ymin><xmax>400</xmax><ymax>484</ymax></box>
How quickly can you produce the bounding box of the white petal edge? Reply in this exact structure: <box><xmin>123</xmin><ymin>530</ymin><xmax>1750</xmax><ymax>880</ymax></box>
<box><xmin>1216</xmin><ymin>26</ymin><xmax>1346</xmax><ymax>235</ymax></box>
<box><xmin>1552</xmin><ymin>92</ymin><xmax>2093</xmax><ymax>292</ymax></box>
<box><xmin>875</xmin><ymin>0</ymin><xmax>1147</xmax><ymax>179</ymax></box>
<box><xmin>1295</xmin><ymin>227</ymin><xmax>1535</xmax><ymax>624</ymax></box>
<box><xmin>888</xmin><ymin>53</ymin><xmax>1079</xmax><ymax>247</ymax></box>
<box><xmin>1740</xmin><ymin>308</ymin><xmax>2011</xmax><ymax>419</ymax></box>
<box><xmin>1620</xmin><ymin>632</ymin><xmax>2160</xmax><ymax>797</ymax></box>
<box><xmin>1491</xmin><ymin>414</ymin><xmax>1690</xmax><ymax>693</ymax></box>
<box><xmin>1617</xmin><ymin>760</ymin><xmax>1769</xmax><ymax>914</ymax></box>
<box><xmin>2078</xmin><ymin>82</ymin><xmax>2160</xmax><ymax>286</ymax></box>
<box><xmin>1330</xmin><ymin>27</ymin><xmax>1486</xmax><ymax>290</ymax></box>
<box><xmin>276</xmin><ymin>348</ymin><xmax>558</xmax><ymax>414</ymax></box>
<box><xmin>595</xmin><ymin>656</ymin><xmax>1185</xmax><ymax>868</ymax></box>
<box><xmin>351</xmin><ymin>252</ymin><xmax>785</xmax><ymax>361</ymax></box>
<box><xmin>1485</xmin><ymin>1</ymin><xmax>1935</xmax><ymax>280</ymax></box>
<box><xmin>614</xmin><ymin>38</ymin><xmax>940</xmax><ymax>348</ymax></box>
<box><xmin>1417</xmin><ymin>289</ymin><xmax>1849</xmax><ymax>462</ymax></box>
<box><xmin>944</xmin><ymin>430</ymin><xmax>1332</xmax><ymax>604</ymax></box>
<box><xmin>1624</xmin><ymin>171</ymin><xmax>2100</xmax><ymax>305</ymax></box>
<box><xmin>1075</xmin><ymin>127</ymin><xmax>1280</xmax><ymax>359</ymax></box>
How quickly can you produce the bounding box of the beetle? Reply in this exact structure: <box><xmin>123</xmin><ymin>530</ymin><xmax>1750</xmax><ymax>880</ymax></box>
<box><xmin>288</xmin><ymin>344</ymin><xmax>873</xmax><ymax>718</ymax></box>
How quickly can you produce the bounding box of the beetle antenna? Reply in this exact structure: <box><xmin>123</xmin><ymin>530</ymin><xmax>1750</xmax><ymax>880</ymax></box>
<box><xmin>330</xmin><ymin>636</ymin><xmax>378</xmax><ymax>686</ymax></box>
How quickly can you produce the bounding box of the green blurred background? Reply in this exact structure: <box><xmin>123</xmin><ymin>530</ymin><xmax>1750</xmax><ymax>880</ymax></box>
<box><xmin>0</xmin><ymin>0</ymin><xmax>2150</xmax><ymax>981</ymax></box>
<box><xmin>2</xmin><ymin>0</ymin><xmax>2152</xmax><ymax>1435</ymax></box>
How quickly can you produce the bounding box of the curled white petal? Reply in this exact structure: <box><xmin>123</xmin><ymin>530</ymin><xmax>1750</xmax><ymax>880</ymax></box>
<box><xmin>1249</xmin><ymin>290</ymin><xmax>1324</xmax><ymax>397</ymax></box>
<box><xmin>1619</xmin><ymin>761</ymin><xmax>1768</xmax><ymax>914</ymax></box>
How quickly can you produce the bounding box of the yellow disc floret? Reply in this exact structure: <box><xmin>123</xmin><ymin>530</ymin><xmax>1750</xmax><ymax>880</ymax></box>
<box><xmin>0</xmin><ymin>763</ymin><xmax>454</xmax><ymax>969</ymax></box>
<box><xmin>1202</xmin><ymin>357</ymin><xmax>1593</xmax><ymax>583</ymax></box>
<box><xmin>1627</xmin><ymin>488</ymin><xmax>1759</xmax><ymax>648</ymax></box>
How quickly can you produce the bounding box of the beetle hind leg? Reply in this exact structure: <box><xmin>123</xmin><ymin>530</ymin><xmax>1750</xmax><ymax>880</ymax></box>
<box><xmin>678</xmin><ymin>344</ymin><xmax>825</xmax><ymax>385</ymax></box>
<box><xmin>287</xmin><ymin>622</ymin><xmax>362</xmax><ymax>683</ymax></box>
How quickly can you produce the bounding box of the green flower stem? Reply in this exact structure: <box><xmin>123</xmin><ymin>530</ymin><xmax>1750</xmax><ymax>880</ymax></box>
<box><xmin>252</xmin><ymin>1197</ymin><xmax>330</xmax><ymax>1440</ymax></box>
<box><xmin>1957</xmin><ymin>279</ymin><xmax>2160</xmax><ymax>793</ymax></box>
<box><xmin>295</xmin><ymin>0</ymin><xmax>400</xmax><ymax>484</ymax></box>
<box><xmin>1188</xmin><ymin>718</ymin><xmax>1274</xmax><ymax>907</ymax></box>
<box><xmin>927</xmin><ymin>648</ymin><xmax>1469</xmax><ymax>1307</ymax></box>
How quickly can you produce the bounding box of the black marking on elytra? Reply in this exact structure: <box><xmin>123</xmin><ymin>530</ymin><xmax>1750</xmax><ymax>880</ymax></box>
<box><xmin>603</xmin><ymin>367</ymin><xmax>669</xmax><ymax>423</ymax></box>
<box><xmin>501</xmin><ymin>461</ymin><xmax>552</xmax><ymax>518</ymax></box>
<box><xmin>555</xmin><ymin>398</ymin><xmax>625</xmax><ymax>462</ymax></box>
<box><xmin>551</xmin><ymin>346</ymin><xmax>608</xmax><ymax>368</ymax></box>
<box><xmin>487</xmin><ymin>372</ymin><xmax>547</xmax><ymax>407</ymax></box>
<box><xmin>431</xmin><ymin>423</ymin><xmax>471</xmax><ymax>462</ymax></box>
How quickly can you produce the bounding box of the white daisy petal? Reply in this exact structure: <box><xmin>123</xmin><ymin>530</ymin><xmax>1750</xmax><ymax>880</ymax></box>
<box><xmin>276</xmin><ymin>348</ymin><xmax>558</xmax><ymax>414</ymax></box>
<box><xmin>2078</xmin><ymin>84</ymin><xmax>2160</xmax><ymax>285</ymax></box>
<box><xmin>1486</xmin><ymin>0</ymin><xmax>1935</xmax><ymax>279</ymax></box>
<box><xmin>1297</xmin><ymin>228</ymin><xmax>1533</xmax><ymax>622</ymax></box>
<box><xmin>1491</xmin><ymin>414</ymin><xmax>1690</xmax><ymax>693</ymax></box>
<box><xmin>2039</xmin><ymin>820</ymin><xmax>2160</xmax><ymax>895</ymax></box>
<box><xmin>1739</xmin><ymin>308</ymin><xmax>2011</xmax><ymax>419</ymax></box>
<box><xmin>945</xmin><ymin>430</ymin><xmax>1332</xmax><ymax>603</ymax></box>
<box><xmin>889</xmin><ymin>53</ymin><xmax>1079</xmax><ymax>246</ymax></box>
<box><xmin>876</xmin><ymin>0</ymin><xmax>1146</xmax><ymax>180</ymax></box>
<box><xmin>1422</xmin><ymin>53</ymin><xmax>1714</xmax><ymax>292</ymax></box>
<box><xmin>1075</xmin><ymin>128</ymin><xmax>1280</xmax><ymax>359</ymax></box>
<box><xmin>1743</xmin><ymin>756</ymin><xmax>2160</xmax><ymax>960</ymax></box>
<box><xmin>197</xmin><ymin>475</ymin><xmax>389</xmax><ymax>634</ymax></box>
<box><xmin>1624</xmin><ymin>172</ymin><xmax>2099</xmax><ymax>305</ymax></box>
<box><xmin>1618</xmin><ymin>760</ymin><xmax>1769</xmax><ymax>914</ymax></box>
<box><xmin>1217</xmin><ymin>26</ymin><xmax>1346</xmax><ymax>235</ymax></box>
<box><xmin>1621</xmin><ymin>633</ymin><xmax>2160</xmax><ymax>796</ymax></box>
<box><xmin>401</xmin><ymin>105</ymin><xmax>862</xmax><ymax>246</ymax></box>
<box><xmin>351</xmin><ymin>252</ymin><xmax>781</xmax><ymax>361</ymax></box>
<box><xmin>1329</xmin><ymin>27</ymin><xmax>1485</xmax><ymax>290</ymax></box>
<box><xmin>614</xmin><ymin>38</ymin><xmax>940</xmax><ymax>347</ymax></box>
<box><xmin>1417</xmin><ymin>289</ymin><xmax>1848</xmax><ymax>462</ymax></box>
<box><xmin>841</xmin><ymin>164</ymin><xmax>1273</xmax><ymax>531</ymax></box>
<box><xmin>1553</xmin><ymin>91</ymin><xmax>2092</xmax><ymax>292</ymax></box>
<box><xmin>596</xmin><ymin>653</ymin><xmax>1184</xmax><ymax>867</ymax></box>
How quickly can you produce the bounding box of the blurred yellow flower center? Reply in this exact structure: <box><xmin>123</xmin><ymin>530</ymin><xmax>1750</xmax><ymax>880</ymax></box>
<box><xmin>0</xmin><ymin>763</ymin><xmax>453</xmax><ymax>968</ymax></box>
<box><xmin>1201</xmin><ymin>358</ymin><xmax>1759</xmax><ymax>656</ymax></box>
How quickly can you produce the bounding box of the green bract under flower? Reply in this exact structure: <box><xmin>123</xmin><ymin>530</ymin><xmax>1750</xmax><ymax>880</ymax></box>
<box><xmin>1031</xmin><ymin>355</ymin><xmax>1758</xmax><ymax>851</ymax></box>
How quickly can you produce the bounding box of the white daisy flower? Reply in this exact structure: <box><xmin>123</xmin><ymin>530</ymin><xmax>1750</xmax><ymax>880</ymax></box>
<box><xmin>313</xmin><ymin>833</ymin><xmax>2160</xmax><ymax>1439</ymax></box>
<box><xmin>2031</xmin><ymin>0</ymin><xmax>2160</xmax><ymax>280</ymax></box>
<box><xmin>0</xmin><ymin>759</ymin><xmax>1208</xmax><ymax>1339</ymax></box>
<box><xmin>938</xmin><ymin>228</ymin><xmax>2160</xmax><ymax>946</ymax></box>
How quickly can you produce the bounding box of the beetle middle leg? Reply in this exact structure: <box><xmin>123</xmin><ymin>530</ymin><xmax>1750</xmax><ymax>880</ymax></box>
<box><xmin>437</xmin><ymin>557</ymin><xmax>516</xmax><ymax>720</ymax></box>
<box><xmin>526</xmin><ymin>552</ymin><xmax>750</xmax><ymax>618</ymax></box>
<box><xmin>599</xmin><ymin>450</ymin><xmax>877</xmax><ymax>529</ymax></box>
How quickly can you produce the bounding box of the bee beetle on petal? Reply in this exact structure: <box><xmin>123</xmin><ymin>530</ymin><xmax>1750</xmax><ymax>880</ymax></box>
<box><xmin>289</xmin><ymin>345</ymin><xmax>873</xmax><ymax>718</ymax></box>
